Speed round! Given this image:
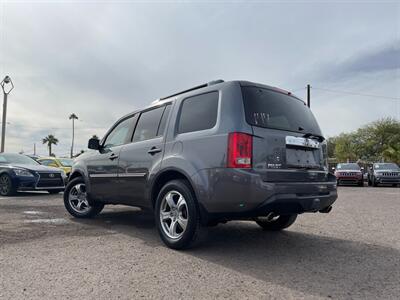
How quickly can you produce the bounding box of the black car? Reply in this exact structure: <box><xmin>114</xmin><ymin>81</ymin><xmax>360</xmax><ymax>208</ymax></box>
<box><xmin>0</xmin><ymin>153</ymin><xmax>67</xmax><ymax>196</ymax></box>
<box><xmin>368</xmin><ymin>163</ymin><xmax>400</xmax><ymax>187</ymax></box>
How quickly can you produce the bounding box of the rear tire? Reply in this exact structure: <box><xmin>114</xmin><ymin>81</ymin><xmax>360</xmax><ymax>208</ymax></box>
<box><xmin>254</xmin><ymin>214</ymin><xmax>297</xmax><ymax>231</ymax></box>
<box><xmin>0</xmin><ymin>174</ymin><xmax>16</xmax><ymax>196</ymax></box>
<box><xmin>155</xmin><ymin>179</ymin><xmax>207</xmax><ymax>250</ymax></box>
<box><xmin>63</xmin><ymin>177</ymin><xmax>104</xmax><ymax>218</ymax></box>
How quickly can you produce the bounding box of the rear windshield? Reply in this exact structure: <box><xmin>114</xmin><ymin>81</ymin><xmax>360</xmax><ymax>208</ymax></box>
<box><xmin>241</xmin><ymin>86</ymin><xmax>322</xmax><ymax>136</ymax></box>
<box><xmin>337</xmin><ymin>163</ymin><xmax>360</xmax><ymax>170</ymax></box>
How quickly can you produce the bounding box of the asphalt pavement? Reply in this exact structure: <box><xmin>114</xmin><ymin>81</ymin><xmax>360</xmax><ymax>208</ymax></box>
<box><xmin>0</xmin><ymin>186</ymin><xmax>399</xmax><ymax>299</ymax></box>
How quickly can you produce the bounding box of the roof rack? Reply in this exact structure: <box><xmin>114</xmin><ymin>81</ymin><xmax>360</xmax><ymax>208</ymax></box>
<box><xmin>159</xmin><ymin>79</ymin><xmax>224</xmax><ymax>100</ymax></box>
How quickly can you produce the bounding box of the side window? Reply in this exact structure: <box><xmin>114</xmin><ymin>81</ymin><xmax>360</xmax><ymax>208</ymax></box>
<box><xmin>103</xmin><ymin>116</ymin><xmax>135</xmax><ymax>148</ymax></box>
<box><xmin>178</xmin><ymin>92</ymin><xmax>219</xmax><ymax>134</ymax></box>
<box><xmin>157</xmin><ymin>104</ymin><xmax>171</xmax><ymax>136</ymax></box>
<box><xmin>133</xmin><ymin>106</ymin><xmax>165</xmax><ymax>142</ymax></box>
<box><xmin>39</xmin><ymin>159</ymin><xmax>55</xmax><ymax>166</ymax></box>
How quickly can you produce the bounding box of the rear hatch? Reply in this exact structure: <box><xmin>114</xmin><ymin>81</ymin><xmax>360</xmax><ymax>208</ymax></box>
<box><xmin>241</xmin><ymin>84</ymin><xmax>329</xmax><ymax>183</ymax></box>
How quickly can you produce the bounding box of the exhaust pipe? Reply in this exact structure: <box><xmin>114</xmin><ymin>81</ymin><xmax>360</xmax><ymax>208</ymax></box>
<box><xmin>319</xmin><ymin>206</ymin><xmax>332</xmax><ymax>214</ymax></box>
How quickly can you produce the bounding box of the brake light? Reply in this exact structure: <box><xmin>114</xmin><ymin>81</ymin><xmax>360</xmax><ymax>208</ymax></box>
<box><xmin>227</xmin><ymin>132</ymin><xmax>252</xmax><ymax>168</ymax></box>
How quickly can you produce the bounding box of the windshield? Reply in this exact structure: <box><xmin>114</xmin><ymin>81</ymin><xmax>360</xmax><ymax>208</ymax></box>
<box><xmin>337</xmin><ymin>163</ymin><xmax>360</xmax><ymax>170</ymax></box>
<box><xmin>58</xmin><ymin>158</ymin><xmax>73</xmax><ymax>167</ymax></box>
<box><xmin>242</xmin><ymin>86</ymin><xmax>322</xmax><ymax>136</ymax></box>
<box><xmin>374</xmin><ymin>163</ymin><xmax>399</xmax><ymax>170</ymax></box>
<box><xmin>0</xmin><ymin>153</ymin><xmax>39</xmax><ymax>165</ymax></box>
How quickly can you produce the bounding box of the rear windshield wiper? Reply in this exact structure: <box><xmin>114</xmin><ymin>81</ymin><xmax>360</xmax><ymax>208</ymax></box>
<box><xmin>303</xmin><ymin>132</ymin><xmax>325</xmax><ymax>142</ymax></box>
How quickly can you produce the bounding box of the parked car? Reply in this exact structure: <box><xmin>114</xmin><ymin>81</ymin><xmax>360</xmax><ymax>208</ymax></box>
<box><xmin>37</xmin><ymin>157</ymin><xmax>73</xmax><ymax>177</ymax></box>
<box><xmin>368</xmin><ymin>163</ymin><xmax>400</xmax><ymax>187</ymax></box>
<box><xmin>63</xmin><ymin>80</ymin><xmax>338</xmax><ymax>249</ymax></box>
<box><xmin>0</xmin><ymin>153</ymin><xmax>67</xmax><ymax>196</ymax></box>
<box><xmin>333</xmin><ymin>163</ymin><xmax>364</xmax><ymax>186</ymax></box>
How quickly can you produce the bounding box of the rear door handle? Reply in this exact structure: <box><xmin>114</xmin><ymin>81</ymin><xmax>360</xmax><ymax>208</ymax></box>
<box><xmin>109</xmin><ymin>153</ymin><xmax>119</xmax><ymax>160</ymax></box>
<box><xmin>148</xmin><ymin>147</ymin><xmax>162</xmax><ymax>155</ymax></box>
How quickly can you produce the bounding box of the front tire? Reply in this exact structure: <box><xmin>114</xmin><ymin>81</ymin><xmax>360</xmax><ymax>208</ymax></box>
<box><xmin>63</xmin><ymin>177</ymin><xmax>104</xmax><ymax>218</ymax></box>
<box><xmin>0</xmin><ymin>174</ymin><xmax>16</xmax><ymax>196</ymax></box>
<box><xmin>155</xmin><ymin>180</ymin><xmax>206</xmax><ymax>249</ymax></box>
<box><xmin>254</xmin><ymin>214</ymin><xmax>297</xmax><ymax>231</ymax></box>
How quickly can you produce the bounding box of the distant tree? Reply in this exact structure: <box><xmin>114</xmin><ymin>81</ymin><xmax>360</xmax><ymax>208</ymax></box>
<box><xmin>42</xmin><ymin>134</ymin><xmax>59</xmax><ymax>157</ymax></box>
<box><xmin>330</xmin><ymin>118</ymin><xmax>400</xmax><ymax>164</ymax></box>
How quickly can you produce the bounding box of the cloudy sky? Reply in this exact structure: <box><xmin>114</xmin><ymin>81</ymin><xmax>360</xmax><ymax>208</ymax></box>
<box><xmin>0</xmin><ymin>1</ymin><xmax>399</xmax><ymax>156</ymax></box>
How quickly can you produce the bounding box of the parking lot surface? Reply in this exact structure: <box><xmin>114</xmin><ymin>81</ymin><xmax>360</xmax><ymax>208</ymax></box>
<box><xmin>0</xmin><ymin>186</ymin><xmax>399</xmax><ymax>299</ymax></box>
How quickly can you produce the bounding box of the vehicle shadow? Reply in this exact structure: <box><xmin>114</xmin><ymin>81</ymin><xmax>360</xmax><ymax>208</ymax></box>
<box><xmin>71</xmin><ymin>209</ymin><xmax>400</xmax><ymax>298</ymax></box>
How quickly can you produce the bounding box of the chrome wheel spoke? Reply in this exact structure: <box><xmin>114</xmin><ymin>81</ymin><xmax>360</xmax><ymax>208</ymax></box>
<box><xmin>160</xmin><ymin>211</ymin><xmax>171</xmax><ymax>221</ymax></box>
<box><xmin>169</xmin><ymin>220</ymin><xmax>178</xmax><ymax>236</ymax></box>
<box><xmin>176</xmin><ymin>196</ymin><xmax>185</xmax><ymax>210</ymax></box>
<box><xmin>177</xmin><ymin>217</ymin><xmax>187</xmax><ymax>231</ymax></box>
<box><xmin>165</xmin><ymin>192</ymin><xmax>175</xmax><ymax>209</ymax></box>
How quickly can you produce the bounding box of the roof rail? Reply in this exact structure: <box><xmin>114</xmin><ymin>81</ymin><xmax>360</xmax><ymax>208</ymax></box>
<box><xmin>159</xmin><ymin>79</ymin><xmax>224</xmax><ymax>100</ymax></box>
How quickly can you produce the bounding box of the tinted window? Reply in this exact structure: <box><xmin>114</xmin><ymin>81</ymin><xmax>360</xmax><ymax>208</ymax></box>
<box><xmin>178</xmin><ymin>92</ymin><xmax>219</xmax><ymax>134</ymax></box>
<box><xmin>242</xmin><ymin>86</ymin><xmax>322</xmax><ymax>136</ymax></box>
<box><xmin>157</xmin><ymin>105</ymin><xmax>171</xmax><ymax>136</ymax></box>
<box><xmin>104</xmin><ymin>116</ymin><xmax>134</xmax><ymax>148</ymax></box>
<box><xmin>133</xmin><ymin>106</ymin><xmax>165</xmax><ymax>142</ymax></box>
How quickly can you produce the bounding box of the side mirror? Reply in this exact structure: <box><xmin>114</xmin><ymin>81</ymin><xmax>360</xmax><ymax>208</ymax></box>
<box><xmin>88</xmin><ymin>138</ymin><xmax>100</xmax><ymax>150</ymax></box>
<box><xmin>360</xmin><ymin>167</ymin><xmax>364</xmax><ymax>171</ymax></box>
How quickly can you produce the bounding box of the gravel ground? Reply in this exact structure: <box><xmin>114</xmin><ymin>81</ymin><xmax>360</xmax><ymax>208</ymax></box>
<box><xmin>0</xmin><ymin>186</ymin><xmax>399</xmax><ymax>299</ymax></box>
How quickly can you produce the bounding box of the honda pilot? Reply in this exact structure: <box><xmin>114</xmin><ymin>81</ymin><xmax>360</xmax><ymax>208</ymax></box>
<box><xmin>64</xmin><ymin>80</ymin><xmax>337</xmax><ymax>249</ymax></box>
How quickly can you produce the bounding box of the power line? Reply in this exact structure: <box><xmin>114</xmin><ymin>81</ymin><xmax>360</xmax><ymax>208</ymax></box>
<box><xmin>312</xmin><ymin>87</ymin><xmax>400</xmax><ymax>100</ymax></box>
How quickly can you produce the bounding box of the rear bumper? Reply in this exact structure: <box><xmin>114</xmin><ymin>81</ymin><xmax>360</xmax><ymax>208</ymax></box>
<box><xmin>191</xmin><ymin>168</ymin><xmax>337</xmax><ymax>220</ymax></box>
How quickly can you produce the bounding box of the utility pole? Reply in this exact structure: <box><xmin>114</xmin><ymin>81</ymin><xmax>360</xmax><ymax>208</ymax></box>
<box><xmin>307</xmin><ymin>84</ymin><xmax>311</xmax><ymax>108</ymax></box>
<box><xmin>69</xmin><ymin>113</ymin><xmax>78</xmax><ymax>158</ymax></box>
<box><xmin>33</xmin><ymin>143</ymin><xmax>36</xmax><ymax>155</ymax></box>
<box><xmin>1</xmin><ymin>76</ymin><xmax>14</xmax><ymax>153</ymax></box>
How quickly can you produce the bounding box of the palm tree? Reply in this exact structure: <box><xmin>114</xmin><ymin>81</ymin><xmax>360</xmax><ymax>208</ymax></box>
<box><xmin>69</xmin><ymin>113</ymin><xmax>78</xmax><ymax>158</ymax></box>
<box><xmin>42</xmin><ymin>134</ymin><xmax>59</xmax><ymax>156</ymax></box>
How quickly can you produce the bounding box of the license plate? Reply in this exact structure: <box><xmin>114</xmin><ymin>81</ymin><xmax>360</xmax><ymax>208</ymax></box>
<box><xmin>285</xmin><ymin>136</ymin><xmax>320</xmax><ymax>149</ymax></box>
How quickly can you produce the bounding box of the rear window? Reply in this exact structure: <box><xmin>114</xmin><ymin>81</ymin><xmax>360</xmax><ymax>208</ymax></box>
<box><xmin>242</xmin><ymin>86</ymin><xmax>322</xmax><ymax>135</ymax></box>
<box><xmin>178</xmin><ymin>92</ymin><xmax>219</xmax><ymax>134</ymax></box>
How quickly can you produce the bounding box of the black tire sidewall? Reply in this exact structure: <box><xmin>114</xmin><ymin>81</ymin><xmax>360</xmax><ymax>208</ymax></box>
<box><xmin>63</xmin><ymin>177</ymin><xmax>103</xmax><ymax>218</ymax></box>
<box><xmin>155</xmin><ymin>180</ymin><xmax>200</xmax><ymax>250</ymax></box>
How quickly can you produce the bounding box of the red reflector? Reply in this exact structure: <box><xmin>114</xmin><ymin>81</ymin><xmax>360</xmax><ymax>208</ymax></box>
<box><xmin>227</xmin><ymin>132</ymin><xmax>252</xmax><ymax>168</ymax></box>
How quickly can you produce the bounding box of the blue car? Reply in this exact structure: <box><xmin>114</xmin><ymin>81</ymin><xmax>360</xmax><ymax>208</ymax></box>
<box><xmin>0</xmin><ymin>153</ymin><xmax>67</xmax><ymax>196</ymax></box>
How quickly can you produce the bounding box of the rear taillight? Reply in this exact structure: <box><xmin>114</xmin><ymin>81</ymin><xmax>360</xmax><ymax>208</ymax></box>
<box><xmin>227</xmin><ymin>132</ymin><xmax>252</xmax><ymax>168</ymax></box>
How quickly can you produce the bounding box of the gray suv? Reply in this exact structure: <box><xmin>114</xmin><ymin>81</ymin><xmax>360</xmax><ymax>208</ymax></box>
<box><xmin>64</xmin><ymin>80</ymin><xmax>337</xmax><ymax>249</ymax></box>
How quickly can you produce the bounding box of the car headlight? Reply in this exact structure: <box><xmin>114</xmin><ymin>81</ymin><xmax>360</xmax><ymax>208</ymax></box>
<box><xmin>14</xmin><ymin>169</ymin><xmax>34</xmax><ymax>177</ymax></box>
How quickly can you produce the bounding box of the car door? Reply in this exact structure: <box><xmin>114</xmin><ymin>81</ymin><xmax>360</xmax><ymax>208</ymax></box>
<box><xmin>117</xmin><ymin>104</ymin><xmax>171</xmax><ymax>207</ymax></box>
<box><xmin>86</xmin><ymin>114</ymin><xmax>137</xmax><ymax>202</ymax></box>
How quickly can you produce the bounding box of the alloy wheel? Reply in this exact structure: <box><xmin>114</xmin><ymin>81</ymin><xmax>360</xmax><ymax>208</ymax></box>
<box><xmin>159</xmin><ymin>190</ymin><xmax>189</xmax><ymax>239</ymax></box>
<box><xmin>0</xmin><ymin>175</ymin><xmax>10</xmax><ymax>195</ymax></box>
<box><xmin>68</xmin><ymin>183</ymin><xmax>90</xmax><ymax>213</ymax></box>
